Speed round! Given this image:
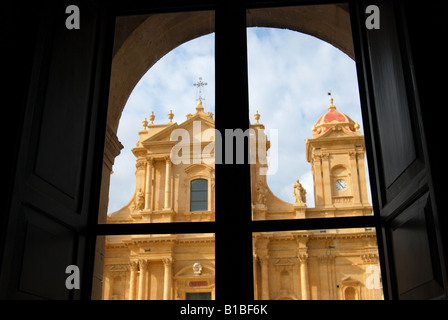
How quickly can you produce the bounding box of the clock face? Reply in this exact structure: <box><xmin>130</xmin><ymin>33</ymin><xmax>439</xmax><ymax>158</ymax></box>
<box><xmin>335</xmin><ymin>179</ymin><xmax>347</xmax><ymax>191</ymax></box>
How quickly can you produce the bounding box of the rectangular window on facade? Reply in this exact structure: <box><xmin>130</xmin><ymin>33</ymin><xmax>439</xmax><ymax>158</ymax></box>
<box><xmin>190</xmin><ymin>179</ymin><xmax>208</xmax><ymax>212</ymax></box>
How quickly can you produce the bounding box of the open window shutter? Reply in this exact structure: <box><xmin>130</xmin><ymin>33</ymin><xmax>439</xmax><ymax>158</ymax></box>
<box><xmin>0</xmin><ymin>1</ymin><xmax>110</xmax><ymax>299</ymax></box>
<box><xmin>354</xmin><ymin>0</ymin><xmax>446</xmax><ymax>299</ymax></box>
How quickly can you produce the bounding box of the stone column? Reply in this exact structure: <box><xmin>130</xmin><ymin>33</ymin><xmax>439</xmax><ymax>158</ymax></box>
<box><xmin>298</xmin><ymin>253</ymin><xmax>310</xmax><ymax>300</ymax></box>
<box><xmin>327</xmin><ymin>255</ymin><xmax>336</xmax><ymax>299</ymax></box>
<box><xmin>163</xmin><ymin>257</ymin><xmax>173</xmax><ymax>300</ymax></box>
<box><xmin>253</xmin><ymin>254</ymin><xmax>259</xmax><ymax>300</ymax></box>
<box><xmin>164</xmin><ymin>157</ymin><xmax>172</xmax><ymax>210</ymax></box>
<box><xmin>349</xmin><ymin>151</ymin><xmax>362</xmax><ymax>205</ymax></box>
<box><xmin>207</xmin><ymin>178</ymin><xmax>212</xmax><ymax>211</ymax></box>
<box><xmin>144</xmin><ymin>157</ymin><xmax>153</xmax><ymax>210</ymax></box>
<box><xmin>137</xmin><ymin>259</ymin><xmax>147</xmax><ymax>300</ymax></box>
<box><xmin>94</xmin><ymin>126</ymin><xmax>123</xmax><ymax>299</ymax></box>
<box><xmin>357</xmin><ymin>150</ymin><xmax>369</xmax><ymax>205</ymax></box>
<box><xmin>259</xmin><ymin>256</ymin><xmax>270</xmax><ymax>300</ymax></box>
<box><xmin>312</xmin><ymin>154</ymin><xmax>324</xmax><ymax>207</ymax></box>
<box><xmin>102</xmin><ymin>273</ymin><xmax>111</xmax><ymax>300</ymax></box>
<box><xmin>129</xmin><ymin>261</ymin><xmax>138</xmax><ymax>300</ymax></box>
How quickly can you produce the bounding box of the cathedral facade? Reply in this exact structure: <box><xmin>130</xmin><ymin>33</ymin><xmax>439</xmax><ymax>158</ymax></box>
<box><xmin>102</xmin><ymin>98</ymin><xmax>383</xmax><ymax>300</ymax></box>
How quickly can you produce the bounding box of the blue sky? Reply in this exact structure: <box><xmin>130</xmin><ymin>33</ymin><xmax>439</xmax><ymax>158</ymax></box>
<box><xmin>107</xmin><ymin>27</ymin><xmax>369</xmax><ymax>214</ymax></box>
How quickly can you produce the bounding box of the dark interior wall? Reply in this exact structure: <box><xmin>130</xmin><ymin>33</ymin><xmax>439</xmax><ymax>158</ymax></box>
<box><xmin>1</xmin><ymin>2</ymin><xmax>43</xmax><ymax>268</ymax></box>
<box><xmin>402</xmin><ymin>0</ymin><xmax>448</xmax><ymax>266</ymax></box>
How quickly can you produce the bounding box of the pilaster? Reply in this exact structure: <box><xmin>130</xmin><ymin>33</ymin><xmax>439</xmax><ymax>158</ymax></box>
<box><xmin>164</xmin><ymin>156</ymin><xmax>172</xmax><ymax>210</ymax></box>
<box><xmin>144</xmin><ymin>157</ymin><xmax>154</xmax><ymax>211</ymax></box>
<box><xmin>138</xmin><ymin>259</ymin><xmax>148</xmax><ymax>300</ymax></box>
<box><xmin>163</xmin><ymin>257</ymin><xmax>173</xmax><ymax>300</ymax></box>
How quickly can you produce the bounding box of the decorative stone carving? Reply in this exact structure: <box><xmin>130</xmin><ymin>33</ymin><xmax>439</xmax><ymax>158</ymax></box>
<box><xmin>163</xmin><ymin>257</ymin><xmax>173</xmax><ymax>267</ymax></box>
<box><xmin>254</xmin><ymin>110</ymin><xmax>261</xmax><ymax>124</ymax></box>
<box><xmin>298</xmin><ymin>253</ymin><xmax>309</xmax><ymax>263</ymax></box>
<box><xmin>130</xmin><ymin>261</ymin><xmax>139</xmax><ymax>271</ymax></box>
<box><xmin>361</xmin><ymin>253</ymin><xmax>379</xmax><ymax>264</ymax></box>
<box><xmin>149</xmin><ymin>111</ymin><xmax>155</xmax><ymax>124</ymax></box>
<box><xmin>168</xmin><ymin>109</ymin><xmax>174</xmax><ymax>123</ymax></box>
<box><xmin>135</xmin><ymin>188</ymin><xmax>145</xmax><ymax>211</ymax></box>
<box><xmin>142</xmin><ymin>117</ymin><xmax>148</xmax><ymax>130</ymax></box>
<box><xmin>136</xmin><ymin>160</ymin><xmax>146</xmax><ymax>170</ymax></box>
<box><xmin>256</xmin><ymin>180</ymin><xmax>267</xmax><ymax>206</ymax></box>
<box><xmin>192</xmin><ymin>262</ymin><xmax>203</xmax><ymax>275</ymax></box>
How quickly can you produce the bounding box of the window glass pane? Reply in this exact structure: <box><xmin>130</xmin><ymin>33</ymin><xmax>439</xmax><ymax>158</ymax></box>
<box><xmin>186</xmin><ymin>292</ymin><xmax>212</xmax><ymax>300</ymax></box>
<box><xmin>246</xmin><ymin>4</ymin><xmax>373</xmax><ymax>221</ymax></box>
<box><xmin>190</xmin><ymin>179</ymin><xmax>208</xmax><ymax>211</ymax></box>
<box><xmin>191</xmin><ymin>179</ymin><xmax>208</xmax><ymax>191</ymax></box>
<box><xmin>253</xmin><ymin>228</ymin><xmax>383</xmax><ymax>300</ymax></box>
<box><xmin>99</xmin><ymin>10</ymin><xmax>215</xmax><ymax>224</ymax></box>
<box><xmin>191</xmin><ymin>191</ymin><xmax>207</xmax><ymax>202</ymax></box>
<box><xmin>191</xmin><ymin>201</ymin><xmax>207</xmax><ymax>212</ymax></box>
<box><xmin>97</xmin><ymin>234</ymin><xmax>215</xmax><ymax>300</ymax></box>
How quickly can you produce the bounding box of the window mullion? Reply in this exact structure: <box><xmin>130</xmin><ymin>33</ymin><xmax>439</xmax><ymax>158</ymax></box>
<box><xmin>95</xmin><ymin>221</ymin><xmax>216</xmax><ymax>236</ymax></box>
<box><xmin>215</xmin><ymin>3</ymin><xmax>253</xmax><ymax>301</ymax></box>
<box><xmin>250</xmin><ymin>215</ymin><xmax>379</xmax><ymax>233</ymax></box>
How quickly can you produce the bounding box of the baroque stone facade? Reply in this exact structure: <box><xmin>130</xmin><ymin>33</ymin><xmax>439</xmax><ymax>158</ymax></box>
<box><xmin>102</xmin><ymin>98</ymin><xmax>383</xmax><ymax>300</ymax></box>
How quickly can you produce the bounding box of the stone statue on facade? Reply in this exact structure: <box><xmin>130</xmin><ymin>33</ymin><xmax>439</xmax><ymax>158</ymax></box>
<box><xmin>135</xmin><ymin>188</ymin><xmax>145</xmax><ymax>211</ymax></box>
<box><xmin>294</xmin><ymin>179</ymin><xmax>306</xmax><ymax>205</ymax></box>
<box><xmin>256</xmin><ymin>180</ymin><xmax>267</xmax><ymax>205</ymax></box>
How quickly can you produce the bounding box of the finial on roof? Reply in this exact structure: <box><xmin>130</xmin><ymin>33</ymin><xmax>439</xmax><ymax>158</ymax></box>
<box><xmin>254</xmin><ymin>110</ymin><xmax>260</xmax><ymax>124</ymax></box>
<box><xmin>149</xmin><ymin>111</ymin><xmax>155</xmax><ymax>124</ymax></box>
<box><xmin>196</xmin><ymin>99</ymin><xmax>204</xmax><ymax>113</ymax></box>
<box><xmin>142</xmin><ymin>117</ymin><xmax>148</xmax><ymax>130</ymax></box>
<box><xmin>328</xmin><ymin>92</ymin><xmax>336</xmax><ymax>110</ymax></box>
<box><xmin>168</xmin><ymin>109</ymin><xmax>174</xmax><ymax>123</ymax></box>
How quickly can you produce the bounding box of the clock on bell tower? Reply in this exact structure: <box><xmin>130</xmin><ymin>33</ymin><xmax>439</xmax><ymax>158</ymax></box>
<box><xmin>305</xmin><ymin>97</ymin><xmax>372</xmax><ymax>217</ymax></box>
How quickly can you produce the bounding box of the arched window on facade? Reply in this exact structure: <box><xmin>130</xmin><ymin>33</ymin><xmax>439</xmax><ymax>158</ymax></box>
<box><xmin>190</xmin><ymin>179</ymin><xmax>208</xmax><ymax>212</ymax></box>
<box><xmin>344</xmin><ymin>286</ymin><xmax>358</xmax><ymax>300</ymax></box>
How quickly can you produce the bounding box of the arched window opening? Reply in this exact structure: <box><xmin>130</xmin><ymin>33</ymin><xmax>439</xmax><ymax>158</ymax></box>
<box><xmin>190</xmin><ymin>179</ymin><xmax>208</xmax><ymax>212</ymax></box>
<box><xmin>344</xmin><ymin>287</ymin><xmax>358</xmax><ymax>300</ymax></box>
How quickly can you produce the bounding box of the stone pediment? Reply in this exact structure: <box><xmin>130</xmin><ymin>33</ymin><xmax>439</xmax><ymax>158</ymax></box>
<box><xmin>312</xmin><ymin>123</ymin><xmax>361</xmax><ymax>140</ymax></box>
<box><xmin>340</xmin><ymin>275</ymin><xmax>359</xmax><ymax>286</ymax></box>
<box><xmin>141</xmin><ymin>112</ymin><xmax>215</xmax><ymax>147</ymax></box>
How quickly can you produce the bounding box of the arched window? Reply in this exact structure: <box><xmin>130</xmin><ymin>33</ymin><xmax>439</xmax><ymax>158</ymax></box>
<box><xmin>344</xmin><ymin>287</ymin><xmax>358</xmax><ymax>300</ymax></box>
<box><xmin>190</xmin><ymin>179</ymin><xmax>208</xmax><ymax>212</ymax></box>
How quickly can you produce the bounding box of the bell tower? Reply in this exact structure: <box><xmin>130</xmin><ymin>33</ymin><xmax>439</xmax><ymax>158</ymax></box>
<box><xmin>305</xmin><ymin>97</ymin><xmax>371</xmax><ymax>217</ymax></box>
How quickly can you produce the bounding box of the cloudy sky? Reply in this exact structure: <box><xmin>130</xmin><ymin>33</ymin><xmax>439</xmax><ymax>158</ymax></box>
<box><xmin>107</xmin><ymin>27</ymin><xmax>370</xmax><ymax>214</ymax></box>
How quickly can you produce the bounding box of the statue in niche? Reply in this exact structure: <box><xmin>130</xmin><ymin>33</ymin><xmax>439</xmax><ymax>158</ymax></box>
<box><xmin>293</xmin><ymin>179</ymin><xmax>306</xmax><ymax>205</ymax></box>
<box><xmin>256</xmin><ymin>180</ymin><xmax>267</xmax><ymax>205</ymax></box>
<box><xmin>135</xmin><ymin>188</ymin><xmax>145</xmax><ymax>211</ymax></box>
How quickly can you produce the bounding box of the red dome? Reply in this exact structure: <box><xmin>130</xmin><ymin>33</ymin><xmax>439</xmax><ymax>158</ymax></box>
<box><xmin>312</xmin><ymin>98</ymin><xmax>359</xmax><ymax>137</ymax></box>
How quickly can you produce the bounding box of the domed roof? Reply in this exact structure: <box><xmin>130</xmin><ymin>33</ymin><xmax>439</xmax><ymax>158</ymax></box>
<box><xmin>311</xmin><ymin>97</ymin><xmax>359</xmax><ymax>138</ymax></box>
